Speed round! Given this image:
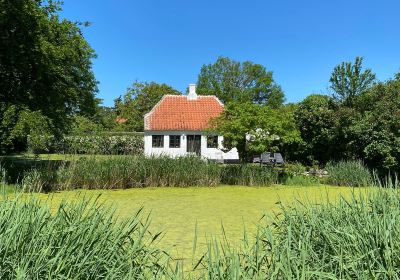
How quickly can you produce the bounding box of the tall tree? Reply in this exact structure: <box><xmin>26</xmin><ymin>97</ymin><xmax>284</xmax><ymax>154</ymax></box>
<box><xmin>329</xmin><ymin>57</ymin><xmax>376</xmax><ymax>106</ymax></box>
<box><xmin>294</xmin><ymin>94</ymin><xmax>339</xmax><ymax>164</ymax></box>
<box><xmin>197</xmin><ymin>57</ymin><xmax>285</xmax><ymax>107</ymax></box>
<box><xmin>0</xmin><ymin>0</ymin><xmax>98</xmax><ymax>134</ymax></box>
<box><xmin>347</xmin><ymin>74</ymin><xmax>400</xmax><ymax>173</ymax></box>
<box><xmin>210</xmin><ymin>102</ymin><xmax>300</xmax><ymax>161</ymax></box>
<box><xmin>115</xmin><ymin>82</ymin><xmax>181</xmax><ymax>131</ymax></box>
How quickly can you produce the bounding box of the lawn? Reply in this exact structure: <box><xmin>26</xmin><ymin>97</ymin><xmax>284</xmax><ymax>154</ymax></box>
<box><xmin>25</xmin><ymin>185</ymin><xmax>366</xmax><ymax>264</ymax></box>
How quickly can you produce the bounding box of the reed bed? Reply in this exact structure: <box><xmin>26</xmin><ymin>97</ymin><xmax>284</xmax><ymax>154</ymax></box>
<box><xmin>0</xmin><ymin>196</ymin><xmax>178</xmax><ymax>279</ymax></box>
<box><xmin>2</xmin><ymin>157</ymin><xmax>379</xmax><ymax>191</ymax></box>
<box><xmin>220</xmin><ymin>164</ymin><xmax>279</xmax><ymax>186</ymax></box>
<box><xmin>56</xmin><ymin>156</ymin><xmax>221</xmax><ymax>189</ymax></box>
<box><xmin>17</xmin><ymin>156</ymin><xmax>280</xmax><ymax>190</ymax></box>
<box><xmin>2</xmin><ymin>184</ymin><xmax>400</xmax><ymax>278</ymax></box>
<box><xmin>196</xmin><ymin>188</ymin><xmax>400</xmax><ymax>279</ymax></box>
<box><xmin>325</xmin><ymin>160</ymin><xmax>373</xmax><ymax>187</ymax></box>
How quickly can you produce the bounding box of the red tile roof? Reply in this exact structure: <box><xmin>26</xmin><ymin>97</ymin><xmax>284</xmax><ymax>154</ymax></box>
<box><xmin>116</xmin><ymin>117</ymin><xmax>128</xmax><ymax>124</ymax></box>
<box><xmin>144</xmin><ymin>95</ymin><xmax>224</xmax><ymax>131</ymax></box>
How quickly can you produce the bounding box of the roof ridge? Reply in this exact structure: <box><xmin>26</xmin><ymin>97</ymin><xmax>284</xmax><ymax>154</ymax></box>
<box><xmin>144</xmin><ymin>93</ymin><xmax>224</xmax><ymax>131</ymax></box>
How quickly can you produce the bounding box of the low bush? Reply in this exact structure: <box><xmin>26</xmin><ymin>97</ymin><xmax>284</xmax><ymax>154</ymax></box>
<box><xmin>0</xmin><ymin>197</ymin><xmax>175</xmax><ymax>279</ymax></box>
<box><xmin>325</xmin><ymin>160</ymin><xmax>373</xmax><ymax>187</ymax></box>
<box><xmin>197</xmin><ymin>189</ymin><xmax>400</xmax><ymax>279</ymax></box>
<box><xmin>282</xmin><ymin>162</ymin><xmax>307</xmax><ymax>177</ymax></box>
<box><xmin>220</xmin><ymin>164</ymin><xmax>279</xmax><ymax>186</ymax></box>
<box><xmin>27</xmin><ymin>134</ymin><xmax>57</xmax><ymax>154</ymax></box>
<box><xmin>57</xmin><ymin>134</ymin><xmax>144</xmax><ymax>155</ymax></box>
<box><xmin>283</xmin><ymin>175</ymin><xmax>320</xmax><ymax>186</ymax></box>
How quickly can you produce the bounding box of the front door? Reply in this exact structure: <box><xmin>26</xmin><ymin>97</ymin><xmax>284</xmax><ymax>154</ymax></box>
<box><xmin>187</xmin><ymin>135</ymin><xmax>201</xmax><ymax>155</ymax></box>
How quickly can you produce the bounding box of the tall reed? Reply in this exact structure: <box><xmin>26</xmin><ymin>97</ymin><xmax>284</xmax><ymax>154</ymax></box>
<box><xmin>0</xmin><ymin>196</ymin><xmax>177</xmax><ymax>279</ymax></box>
<box><xmin>56</xmin><ymin>155</ymin><xmax>221</xmax><ymax>189</ymax></box>
<box><xmin>325</xmin><ymin>160</ymin><xmax>373</xmax><ymax>187</ymax></box>
<box><xmin>56</xmin><ymin>156</ymin><xmax>280</xmax><ymax>190</ymax></box>
<box><xmin>195</xmin><ymin>188</ymin><xmax>400</xmax><ymax>279</ymax></box>
<box><xmin>220</xmin><ymin>164</ymin><xmax>278</xmax><ymax>186</ymax></box>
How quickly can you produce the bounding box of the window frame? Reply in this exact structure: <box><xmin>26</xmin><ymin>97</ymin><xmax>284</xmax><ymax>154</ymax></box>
<box><xmin>152</xmin><ymin>135</ymin><xmax>164</xmax><ymax>148</ymax></box>
<box><xmin>169</xmin><ymin>135</ymin><xmax>181</xmax><ymax>148</ymax></box>
<box><xmin>207</xmin><ymin>135</ymin><xmax>219</xmax><ymax>148</ymax></box>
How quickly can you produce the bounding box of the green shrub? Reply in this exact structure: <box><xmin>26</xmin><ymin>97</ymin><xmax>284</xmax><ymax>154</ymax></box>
<box><xmin>283</xmin><ymin>162</ymin><xmax>307</xmax><ymax>177</ymax></box>
<box><xmin>325</xmin><ymin>160</ymin><xmax>373</xmax><ymax>187</ymax></box>
<box><xmin>220</xmin><ymin>164</ymin><xmax>278</xmax><ymax>186</ymax></box>
<box><xmin>58</xmin><ymin>134</ymin><xmax>144</xmax><ymax>155</ymax></box>
<box><xmin>197</xmin><ymin>189</ymin><xmax>400</xmax><ymax>279</ymax></box>
<box><xmin>0</xmin><ymin>197</ymin><xmax>174</xmax><ymax>279</ymax></box>
<box><xmin>283</xmin><ymin>175</ymin><xmax>320</xmax><ymax>186</ymax></box>
<box><xmin>27</xmin><ymin>134</ymin><xmax>56</xmax><ymax>154</ymax></box>
<box><xmin>70</xmin><ymin>115</ymin><xmax>103</xmax><ymax>134</ymax></box>
<box><xmin>11</xmin><ymin>109</ymin><xmax>55</xmax><ymax>154</ymax></box>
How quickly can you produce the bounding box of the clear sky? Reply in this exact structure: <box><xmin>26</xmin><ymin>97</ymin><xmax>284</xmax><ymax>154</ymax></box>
<box><xmin>61</xmin><ymin>0</ymin><xmax>400</xmax><ymax>107</ymax></box>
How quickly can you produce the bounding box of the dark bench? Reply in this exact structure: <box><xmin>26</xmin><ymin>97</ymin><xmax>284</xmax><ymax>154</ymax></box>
<box><xmin>253</xmin><ymin>152</ymin><xmax>284</xmax><ymax>165</ymax></box>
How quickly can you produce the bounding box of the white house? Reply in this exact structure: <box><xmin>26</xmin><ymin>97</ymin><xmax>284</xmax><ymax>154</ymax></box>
<box><xmin>144</xmin><ymin>84</ymin><xmax>239</xmax><ymax>162</ymax></box>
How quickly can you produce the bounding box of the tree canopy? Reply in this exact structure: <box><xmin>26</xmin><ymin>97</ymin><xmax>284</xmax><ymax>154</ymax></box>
<box><xmin>348</xmin><ymin>75</ymin><xmax>400</xmax><ymax>172</ymax></box>
<box><xmin>197</xmin><ymin>57</ymin><xmax>285</xmax><ymax>107</ymax></box>
<box><xmin>0</xmin><ymin>0</ymin><xmax>98</xmax><ymax>153</ymax></box>
<box><xmin>210</xmin><ymin>102</ymin><xmax>300</xmax><ymax>161</ymax></box>
<box><xmin>329</xmin><ymin>57</ymin><xmax>376</xmax><ymax>106</ymax></box>
<box><xmin>115</xmin><ymin>82</ymin><xmax>181</xmax><ymax>132</ymax></box>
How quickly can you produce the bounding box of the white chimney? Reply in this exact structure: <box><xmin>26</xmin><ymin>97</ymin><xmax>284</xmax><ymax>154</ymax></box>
<box><xmin>188</xmin><ymin>84</ymin><xmax>197</xmax><ymax>100</ymax></box>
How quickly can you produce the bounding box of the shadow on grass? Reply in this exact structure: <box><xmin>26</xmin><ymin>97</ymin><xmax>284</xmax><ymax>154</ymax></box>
<box><xmin>0</xmin><ymin>154</ymin><xmax>66</xmax><ymax>184</ymax></box>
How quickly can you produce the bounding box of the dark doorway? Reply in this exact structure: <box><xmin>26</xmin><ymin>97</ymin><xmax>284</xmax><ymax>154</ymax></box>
<box><xmin>187</xmin><ymin>135</ymin><xmax>201</xmax><ymax>155</ymax></box>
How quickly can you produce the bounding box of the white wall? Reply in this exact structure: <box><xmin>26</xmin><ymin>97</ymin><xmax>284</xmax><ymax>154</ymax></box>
<box><xmin>144</xmin><ymin>131</ymin><xmax>239</xmax><ymax>161</ymax></box>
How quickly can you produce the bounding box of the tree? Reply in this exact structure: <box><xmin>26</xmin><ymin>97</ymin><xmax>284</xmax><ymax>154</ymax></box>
<box><xmin>115</xmin><ymin>82</ymin><xmax>181</xmax><ymax>131</ymax></box>
<box><xmin>197</xmin><ymin>57</ymin><xmax>285</xmax><ymax>107</ymax></box>
<box><xmin>329</xmin><ymin>57</ymin><xmax>376</xmax><ymax>106</ymax></box>
<box><xmin>294</xmin><ymin>94</ymin><xmax>341</xmax><ymax>165</ymax></box>
<box><xmin>347</xmin><ymin>75</ymin><xmax>400</xmax><ymax>173</ymax></box>
<box><xmin>0</xmin><ymin>0</ymin><xmax>98</xmax><ymax>137</ymax></box>
<box><xmin>95</xmin><ymin>106</ymin><xmax>118</xmax><ymax>131</ymax></box>
<box><xmin>0</xmin><ymin>104</ymin><xmax>21</xmax><ymax>153</ymax></box>
<box><xmin>7</xmin><ymin>108</ymin><xmax>54</xmax><ymax>153</ymax></box>
<box><xmin>70</xmin><ymin>115</ymin><xmax>103</xmax><ymax>135</ymax></box>
<box><xmin>210</xmin><ymin>102</ymin><xmax>300</xmax><ymax>161</ymax></box>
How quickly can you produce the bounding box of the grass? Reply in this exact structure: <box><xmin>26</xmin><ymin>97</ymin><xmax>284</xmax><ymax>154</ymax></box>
<box><xmin>21</xmin><ymin>185</ymin><xmax>366</xmax><ymax>264</ymax></box>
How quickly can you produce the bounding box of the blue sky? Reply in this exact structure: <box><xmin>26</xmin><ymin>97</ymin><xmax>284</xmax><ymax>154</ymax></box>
<box><xmin>61</xmin><ymin>0</ymin><xmax>400</xmax><ymax>106</ymax></box>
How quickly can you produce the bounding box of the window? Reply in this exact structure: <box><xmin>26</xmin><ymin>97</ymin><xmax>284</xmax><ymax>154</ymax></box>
<box><xmin>152</xmin><ymin>135</ymin><xmax>164</xmax><ymax>148</ymax></box>
<box><xmin>207</xmin><ymin>135</ymin><xmax>218</xmax><ymax>148</ymax></box>
<box><xmin>169</xmin><ymin>135</ymin><xmax>180</xmax><ymax>148</ymax></box>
